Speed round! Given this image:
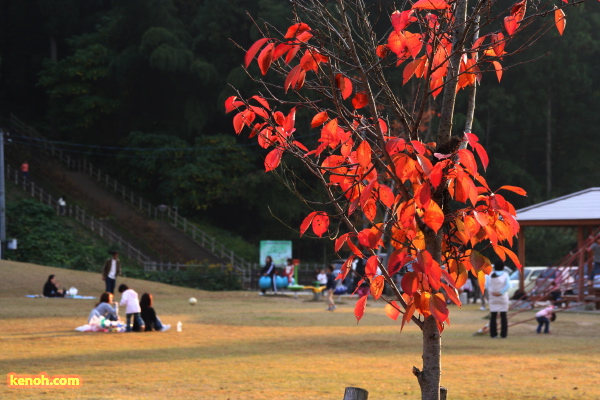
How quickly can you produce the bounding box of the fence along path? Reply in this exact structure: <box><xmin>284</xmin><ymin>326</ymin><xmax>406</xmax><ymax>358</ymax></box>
<box><xmin>9</xmin><ymin>114</ymin><xmax>256</xmax><ymax>271</ymax></box>
<box><xmin>6</xmin><ymin>163</ymin><xmax>152</xmax><ymax>266</ymax></box>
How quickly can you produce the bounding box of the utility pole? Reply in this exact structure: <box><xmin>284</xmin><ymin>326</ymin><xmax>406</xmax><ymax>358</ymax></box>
<box><xmin>0</xmin><ymin>129</ymin><xmax>6</xmax><ymax>259</ymax></box>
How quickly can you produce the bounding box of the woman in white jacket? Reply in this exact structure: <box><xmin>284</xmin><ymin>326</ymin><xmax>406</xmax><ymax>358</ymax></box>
<box><xmin>486</xmin><ymin>260</ymin><xmax>511</xmax><ymax>338</ymax></box>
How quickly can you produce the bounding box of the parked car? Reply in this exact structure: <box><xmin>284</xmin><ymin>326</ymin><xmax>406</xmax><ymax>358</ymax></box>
<box><xmin>507</xmin><ymin>266</ymin><xmax>547</xmax><ymax>299</ymax></box>
<box><xmin>508</xmin><ymin>266</ymin><xmax>579</xmax><ymax>299</ymax></box>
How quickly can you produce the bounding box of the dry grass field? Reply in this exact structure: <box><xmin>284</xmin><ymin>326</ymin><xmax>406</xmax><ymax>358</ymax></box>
<box><xmin>1</xmin><ymin>259</ymin><xmax>599</xmax><ymax>400</ymax></box>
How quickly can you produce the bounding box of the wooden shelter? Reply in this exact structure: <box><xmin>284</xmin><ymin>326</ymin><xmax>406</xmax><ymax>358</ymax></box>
<box><xmin>516</xmin><ymin>187</ymin><xmax>600</xmax><ymax>302</ymax></box>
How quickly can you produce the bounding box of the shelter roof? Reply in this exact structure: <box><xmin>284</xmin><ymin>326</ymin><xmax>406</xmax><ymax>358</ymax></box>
<box><xmin>515</xmin><ymin>187</ymin><xmax>600</xmax><ymax>226</ymax></box>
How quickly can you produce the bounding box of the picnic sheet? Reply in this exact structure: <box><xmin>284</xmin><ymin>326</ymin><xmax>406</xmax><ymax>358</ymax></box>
<box><xmin>26</xmin><ymin>295</ymin><xmax>96</xmax><ymax>299</ymax></box>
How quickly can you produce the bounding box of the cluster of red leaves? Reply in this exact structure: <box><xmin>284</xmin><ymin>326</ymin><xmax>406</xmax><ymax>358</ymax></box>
<box><xmin>224</xmin><ymin>0</ymin><xmax>563</xmax><ymax>331</ymax></box>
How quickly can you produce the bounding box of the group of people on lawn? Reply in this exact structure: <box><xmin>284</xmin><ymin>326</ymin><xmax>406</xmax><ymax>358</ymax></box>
<box><xmin>44</xmin><ymin>250</ymin><xmax>170</xmax><ymax>332</ymax></box>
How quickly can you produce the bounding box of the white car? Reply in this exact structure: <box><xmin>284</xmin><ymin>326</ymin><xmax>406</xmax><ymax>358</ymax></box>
<box><xmin>507</xmin><ymin>266</ymin><xmax>579</xmax><ymax>299</ymax></box>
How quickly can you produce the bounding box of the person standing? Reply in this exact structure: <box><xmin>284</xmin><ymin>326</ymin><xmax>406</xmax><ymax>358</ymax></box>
<box><xmin>487</xmin><ymin>260</ymin><xmax>511</xmax><ymax>338</ymax></box>
<box><xmin>58</xmin><ymin>196</ymin><xmax>67</xmax><ymax>216</ymax></box>
<box><xmin>102</xmin><ymin>251</ymin><xmax>121</xmax><ymax>294</ymax></box>
<box><xmin>260</xmin><ymin>256</ymin><xmax>277</xmax><ymax>295</ymax></box>
<box><xmin>535</xmin><ymin>305</ymin><xmax>555</xmax><ymax>334</ymax></box>
<box><xmin>20</xmin><ymin>161</ymin><xmax>29</xmax><ymax>181</ymax></box>
<box><xmin>326</xmin><ymin>265</ymin><xmax>337</xmax><ymax>311</ymax></box>
<box><xmin>586</xmin><ymin>236</ymin><xmax>600</xmax><ymax>285</ymax></box>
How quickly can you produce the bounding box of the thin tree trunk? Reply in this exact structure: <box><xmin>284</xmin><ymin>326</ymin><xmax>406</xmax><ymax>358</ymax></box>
<box><xmin>546</xmin><ymin>93</ymin><xmax>552</xmax><ymax>197</ymax></box>
<box><xmin>415</xmin><ymin>316</ymin><xmax>442</xmax><ymax>400</ymax></box>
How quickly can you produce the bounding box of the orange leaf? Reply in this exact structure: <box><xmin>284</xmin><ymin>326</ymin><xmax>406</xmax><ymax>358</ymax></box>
<box><xmin>412</xmin><ymin>0</ymin><xmax>450</xmax><ymax>9</ymax></box>
<box><xmin>423</xmin><ymin>200</ymin><xmax>444</xmax><ymax>233</ymax></box>
<box><xmin>257</xmin><ymin>43</ymin><xmax>275</xmax><ymax>75</ymax></box>
<box><xmin>264</xmin><ymin>147</ymin><xmax>283</xmax><ymax>172</ymax></box>
<box><xmin>497</xmin><ymin>185</ymin><xmax>527</xmax><ymax>196</ymax></box>
<box><xmin>387</xmin><ymin>31</ymin><xmax>406</xmax><ymax>56</ymax></box>
<box><xmin>404</xmin><ymin>32</ymin><xmax>423</xmax><ymax>58</ymax></box>
<box><xmin>352</xmin><ymin>93</ymin><xmax>369</xmax><ymax>109</ymax></box>
<box><xmin>401</xmin><ymin>302</ymin><xmax>416</xmax><ymax>330</ymax></box>
<box><xmin>335</xmin><ymin>233</ymin><xmax>351</xmax><ymax>252</ymax></box>
<box><xmin>492</xmin><ymin>61</ymin><xmax>503</xmax><ymax>82</ymax></box>
<box><xmin>555</xmin><ymin>8</ymin><xmax>566</xmax><ymax>35</ymax></box>
<box><xmin>355</xmin><ymin>295</ymin><xmax>368</xmax><ymax>323</ymax></box>
<box><xmin>403</xmin><ymin>58</ymin><xmax>420</xmax><ymax>85</ymax></box>
<box><xmin>376</xmin><ymin>45</ymin><xmax>390</xmax><ymax>58</ymax></box>
<box><xmin>338</xmin><ymin>256</ymin><xmax>355</xmax><ymax>281</ymax></box>
<box><xmin>491</xmin><ymin>33</ymin><xmax>506</xmax><ymax>56</ymax></box>
<box><xmin>312</xmin><ymin>212</ymin><xmax>329</xmax><ymax>237</ymax></box>
<box><xmin>363</xmin><ymin>198</ymin><xmax>377</xmax><ymax>222</ymax></box>
<box><xmin>385</xmin><ymin>302</ymin><xmax>401</xmax><ymax>321</ymax></box>
<box><xmin>311</xmin><ymin>111</ymin><xmax>329</xmax><ymax>128</ymax></box>
<box><xmin>357</xmin><ymin>140</ymin><xmax>372</xmax><ymax>168</ymax></box>
<box><xmin>245</xmin><ymin>38</ymin><xmax>270</xmax><ymax>68</ymax></box>
<box><xmin>335</xmin><ymin>74</ymin><xmax>353</xmax><ymax>100</ymax></box>
<box><xmin>378</xmin><ymin>184</ymin><xmax>395</xmax><ymax>208</ymax></box>
<box><xmin>370</xmin><ymin>275</ymin><xmax>385</xmax><ymax>300</ymax></box>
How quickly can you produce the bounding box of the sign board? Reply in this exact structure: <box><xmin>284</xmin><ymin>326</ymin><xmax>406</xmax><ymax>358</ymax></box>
<box><xmin>259</xmin><ymin>241</ymin><xmax>292</xmax><ymax>268</ymax></box>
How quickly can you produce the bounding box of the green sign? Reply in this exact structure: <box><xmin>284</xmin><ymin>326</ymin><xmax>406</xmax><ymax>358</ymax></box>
<box><xmin>260</xmin><ymin>241</ymin><xmax>292</xmax><ymax>267</ymax></box>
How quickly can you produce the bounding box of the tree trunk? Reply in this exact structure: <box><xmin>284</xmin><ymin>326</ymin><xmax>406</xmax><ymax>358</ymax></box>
<box><xmin>416</xmin><ymin>316</ymin><xmax>442</xmax><ymax>400</ymax></box>
<box><xmin>546</xmin><ymin>93</ymin><xmax>552</xmax><ymax>197</ymax></box>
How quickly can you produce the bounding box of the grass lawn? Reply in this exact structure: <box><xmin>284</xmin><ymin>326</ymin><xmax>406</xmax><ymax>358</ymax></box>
<box><xmin>1</xmin><ymin>259</ymin><xmax>599</xmax><ymax>400</ymax></box>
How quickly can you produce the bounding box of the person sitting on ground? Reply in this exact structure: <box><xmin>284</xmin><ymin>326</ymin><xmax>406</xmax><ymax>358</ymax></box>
<box><xmin>43</xmin><ymin>275</ymin><xmax>65</xmax><ymax>297</ymax></box>
<box><xmin>118</xmin><ymin>284</ymin><xmax>145</xmax><ymax>332</ymax></box>
<box><xmin>134</xmin><ymin>293</ymin><xmax>170</xmax><ymax>332</ymax></box>
<box><xmin>88</xmin><ymin>292</ymin><xmax>119</xmax><ymax>323</ymax></box>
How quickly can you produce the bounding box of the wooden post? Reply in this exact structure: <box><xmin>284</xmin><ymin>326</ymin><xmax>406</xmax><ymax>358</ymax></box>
<box><xmin>343</xmin><ymin>387</ymin><xmax>368</xmax><ymax>400</ymax></box>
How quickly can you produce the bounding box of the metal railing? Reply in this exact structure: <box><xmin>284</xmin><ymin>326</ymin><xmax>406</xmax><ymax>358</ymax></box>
<box><xmin>9</xmin><ymin>114</ymin><xmax>255</xmax><ymax>270</ymax></box>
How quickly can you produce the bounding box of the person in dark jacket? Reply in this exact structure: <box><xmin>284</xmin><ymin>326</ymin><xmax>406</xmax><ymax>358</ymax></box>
<box><xmin>43</xmin><ymin>275</ymin><xmax>65</xmax><ymax>297</ymax></box>
<box><xmin>134</xmin><ymin>293</ymin><xmax>170</xmax><ymax>332</ymax></box>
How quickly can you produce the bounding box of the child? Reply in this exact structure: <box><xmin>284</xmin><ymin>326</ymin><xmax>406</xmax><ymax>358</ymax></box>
<box><xmin>118</xmin><ymin>284</ymin><xmax>145</xmax><ymax>332</ymax></box>
<box><xmin>535</xmin><ymin>305</ymin><xmax>555</xmax><ymax>334</ymax></box>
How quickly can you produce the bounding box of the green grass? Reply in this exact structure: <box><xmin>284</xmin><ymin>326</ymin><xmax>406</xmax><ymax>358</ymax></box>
<box><xmin>1</xmin><ymin>259</ymin><xmax>600</xmax><ymax>399</ymax></box>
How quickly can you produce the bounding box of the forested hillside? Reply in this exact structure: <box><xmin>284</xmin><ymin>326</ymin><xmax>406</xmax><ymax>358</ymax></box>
<box><xmin>0</xmin><ymin>0</ymin><xmax>598</xmax><ymax>265</ymax></box>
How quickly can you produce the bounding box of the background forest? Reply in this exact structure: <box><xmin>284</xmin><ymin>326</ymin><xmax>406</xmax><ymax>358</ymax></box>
<box><xmin>0</xmin><ymin>0</ymin><xmax>598</xmax><ymax>266</ymax></box>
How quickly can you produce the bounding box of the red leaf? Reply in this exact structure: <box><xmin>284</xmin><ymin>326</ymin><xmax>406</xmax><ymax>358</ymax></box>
<box><xmin>250</xmin><ymin>95</ymin><xmax>271</xmax><ymax>110</ymax></box>
<box><xmin>555</xmin><ymin>8</ymin><xmax>566</xmax><ymax>35</ymax></box>
<box><xmin>387</xmin><ymin>31</ymin><xmax>405</xmax><ymax>56</ymax></box>
<box><xmin>355</xmin><ymin>295</ymin><xmax>368</xmax><ymax>323</ymax></box>
<box><xmin>257</xmin><ymin>43</ymin><xmax>275</xmax><ymax>75</ymax></box>
<box><xmin>401</xmin><ymin>272</ymin><xmax>419</xmax><ymax>295</ymax></box>
<box><xmin>284</xmin><ymin>23</ymin><xmax>311</xmax><ymax>39</ymax></box>
<box><xmin>376</xmin><ymin>45</ymin><xmax>390</xmax><ymax>58</ymax></box>
<box><xmin>430</xmin><ymin>293</ymin><xmax>449</xmax><ymax>324</ymax></box>
<box><xmin>335</xmin><ymin>74</ymin><xmax>353</xmax><ymax>100</ymax></box>
<box><xmin>370</xmin><ymin>275</ymin><xmax>385</xmax><ymax>300</ymax></box>
<box><xmin>472</xmin><ymin>142</ymin><xmax>489</xmax><ymax>170</ymax></box>
<box><xmin>352</xmin><ymin>93</ymin><xmax>369</xmax><ymax>109</ymax></box>
<box><xmin>335</xmin><ymin>233</ymin><xmax>351</xmax><ymax>252</ymax></box>
<box><xmin>264</xmin><ymin>147</ymin><xmax>283</xmax><ymax>172</ymax></box>
<box><xmin>412</xmin><ymin>0</ymin><xmax>450</xmax><ymax>10</ymax></box>
<box><xmin>458</xmin><ymin>148</ymin><xmax>478</xmax><ymax>174</ymax></box>
<box><xmin>300</xmin><ymin>211</ymin><xmax>317</xmax><ymax>237</ymax></box>
<box><xmin>391</xmin><ymin>10</ymin><xmax>416</xmax><ymax>32</ymax></box>
<box><xmin>232</xmin><ymin>112</ymin><xmax>246</xmax><ymax>134</ymax></box>
<box><xmin>363</xmin><ymin>198</ymin><xmax>377</xmax><ymax>222</ymax></box>
<box><xmin>404</xmin><ymin>32</ymin><xmax>422</xmax><ymax>58</ymax></box>
<box><xmin>311</xmin><ymin>111</ymin><xmax>329</xmax><ymax>128</ymax></box>
<box><xmin>504</xmin><ymin>16</ymin><xmax>518</xmax><ymax>36</ymax></box>
<box><xmin>338</xmin><ymin>256</ymin><xmax>355</xmax><ymax>281</ymax></box>
<box><xmin>224</xmin><ymin>96</ymin><xmax>245</xmax><ymax>113</ymax></box>
<box><xmin>387</xmin><ymin>250</ymin><xmax>407</xmax><ymax>276</ymax></box>
<box><xmin>365</xmin><ymin>255</ymin><xmax>380</xmax><ymax>279</ymax></box>
<box><xmin>312</xmin><ymin>212</ymin><xmax>329</xmax><ymax>237</ymax></box>
<box><xmin>491</xmin><ymin>33</ymin><xmax>506</xmax><ymax>56</ymax></box>
<box><xmin>245</xmin><ymin>38</ymin><xmax>270</xmax><ymax>68</ymax></box>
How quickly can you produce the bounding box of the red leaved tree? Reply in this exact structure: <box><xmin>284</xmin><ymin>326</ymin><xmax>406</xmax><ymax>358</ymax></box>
<box><xmin>226</xmin><ymin>0</ymin><xmax>577</xmax><ymax>398</ymax></box>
